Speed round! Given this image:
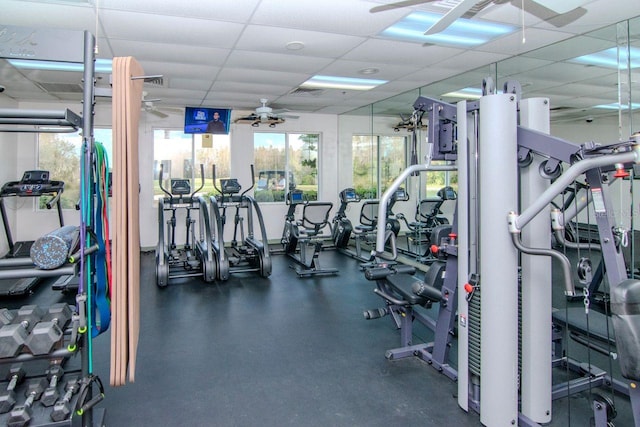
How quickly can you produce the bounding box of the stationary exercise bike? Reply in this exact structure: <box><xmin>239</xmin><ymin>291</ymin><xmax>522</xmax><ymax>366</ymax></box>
<box><xmin>333</xmin><ymin>187</ymin><xmax>406</xmax><ymax>261</ymax></box>
<box><xmin>209</xmin><ymin>165</ymin><xmax>271</xmax><ymax>280</ymax></box>
<box><xmin>281</xmin><ymin>189</ymin><xmax>337</xmax><ymax>277</ymax></box>
<box><xmin>331</xmin><ymin>187</ymin><xmax>361</xmax><ymax>250</ymax></box>
<box><xmin>155</xmin><ymin>164</ymin><xmax>216</xmax><ymax>287</ymax></box>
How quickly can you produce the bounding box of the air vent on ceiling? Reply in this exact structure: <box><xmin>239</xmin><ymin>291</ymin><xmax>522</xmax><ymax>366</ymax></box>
<box><xmin>289</xmin><ymin>87</ymin><xmax>324</xmax><ymax>96</ymax></box>
<box><xmin>143</xmin><ymin>76</ymin><xmax>165</xmax><ymax>87</ymax></box>
<box><xmin>35</xmin><ymin>82</ymin><xmax>83</xmax><ymax>93</ymax></box>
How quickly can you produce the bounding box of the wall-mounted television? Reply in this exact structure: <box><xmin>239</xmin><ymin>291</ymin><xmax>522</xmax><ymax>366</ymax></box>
<box><xmin>184</xmin><ymin>107</ymin><xmax>231</xmax><ymax>134</ymax></box>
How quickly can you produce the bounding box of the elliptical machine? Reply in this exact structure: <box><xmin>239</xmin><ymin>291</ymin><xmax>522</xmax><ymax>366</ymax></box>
<box><xmin>281</xmin><ymin>189</ymin><xmax>338</xmax><ymax>277</ymax></box>
<box><xmin>208</xmin><ymin>165</ymin><xmax>271</xmax><ymax>280</ymax></box>
<box><xmin>155</xmin><ymin>163</ymin><xmax>216</xmax><ymax>287</ymax></box>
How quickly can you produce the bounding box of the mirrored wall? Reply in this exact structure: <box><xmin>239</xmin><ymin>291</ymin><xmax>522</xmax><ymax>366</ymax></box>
<box><xmin>338</xmin><ymin>16</ymin><xmax>640</xmax><ymax>201</ymax></box>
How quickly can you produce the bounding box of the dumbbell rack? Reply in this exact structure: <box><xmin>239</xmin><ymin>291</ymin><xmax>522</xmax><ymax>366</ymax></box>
<box><xmin>0</xmin><ymin>305</ymin><xmax>94</xmax><ymax>426</ymax></box>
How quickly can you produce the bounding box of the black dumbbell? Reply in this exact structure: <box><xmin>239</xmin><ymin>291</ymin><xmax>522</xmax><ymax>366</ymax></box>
<box><xmin>0</xmin><ymin>306</ymin><xmax>44</xmax><ymax>358</ymax></box>
<box><xmin>25</xmin><ymin>303</ymin><xmax>72</xmax><ymax>355</ymax></box>
<box><xmin>50</xmin><ymin>378</ymin><xmax>80</xmax><ymax>422</ymax></box>
<box><xmin>41</xmin><ymin>364</ymin><xmax>64</xmax><ymax>407</ymax></box>
<box><xmin>7</xmin><ymin>378</ymin><xmax>47</xmax><ymax>427</ymax></box>
<box><xmin>0</xmin><ymin>365</ymin><xmax>26</xmax><ymax>413</ymax></box>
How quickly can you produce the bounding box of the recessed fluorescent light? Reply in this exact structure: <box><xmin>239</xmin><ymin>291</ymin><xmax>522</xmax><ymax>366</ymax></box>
<box><xmin>301</xmin><ymin>75</ymin><xmax>387</xmax><ymax>91</ymax></box>
<box><xmin>442</xmin><ymin>87</ymin><xmax>483</xmax><ymax>100</ymax></box>
<box><xmin>570</xmin><ymin>47</ymin><xmax>640</xmax><ymax>69</ymax></box>
<box><xmin>7</xmin><ymin>58</ymin><xmax>113</xmax><ymax>73</ymax></box>
<box><xmin>594</xmin><ymin>102</ymin><xmax>640</xmax><ymax>110</ymax></box>
<box><xmin>380</xmin><ymin>11</ymin><xmax>515</xmax><ymax>47</ymax></box>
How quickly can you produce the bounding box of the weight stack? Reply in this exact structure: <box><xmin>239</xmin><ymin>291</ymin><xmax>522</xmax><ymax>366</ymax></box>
<box><xmin>30</xmin><ymin>226</ymin><xmax>80</xmax><ymax>270</ymax></box>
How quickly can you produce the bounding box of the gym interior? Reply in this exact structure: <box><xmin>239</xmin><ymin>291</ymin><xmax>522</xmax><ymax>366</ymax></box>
<box><xmin>1</xmin><ymin>1</ymin><xmax>640</xmax><ymax>426</ymax></box>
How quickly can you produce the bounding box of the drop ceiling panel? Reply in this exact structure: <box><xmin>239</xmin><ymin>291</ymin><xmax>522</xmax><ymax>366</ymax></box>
<box><xmin>317</xmin><ymin>59</ymin><xmax>420</xmax><ymax>80</ymax></box>
<box><xmin>168</xmin><ymin>78</ymin><xmax>214</xmax><ymax>91</ymax></box>
<box><xmin>100</xmin><ymin>0</ymin><xmax>260</xmax><ymax>21</ymax></box>
<box><xmin>434</xmin><ymin>50</ymin><xmax>510</xmax><ymax>70</ymax></box>
<box><xmin>216</xmin><ymin>68</ymin><xmax>308</xmax><ymax>87</ymax></box>
<box><xmin>225</xmin><ymin>51</ymin><xmax>333</xmax><ymax>74</ymax></box>
<box><xmin>477</xmin><ymin>28</ymin><xmax>574</xmax><ymax>56</ymax></box>
<box><xmin>1</xmin><ymin>1</ymin><xmax>96</xmax><ymax>29</ymax></box>
<box><xmin>521</xmin><ymin>35</ymin><xmax>616</xmax><ymax>62</ymax></box>
<box><xmin>251</xmin><ymin>0</ymin><xmax>403</xmax><ymax>36</ymax></box>
<box><xmin>108</xmin><ymin>40</ymin><xmax>230</xmax><ymax>65</ymax></box>
<box><xmin>136</xmin><ymin>61</ymin><xmax>219</xmax><ymax>79</ymax></box>
<box><xmin>344</xmin><ymin>39</ymin><xmax>465</xmax><ymax>67</ymax></box>
<box><xmin>209</xmin><ymin>81</ymin><xmax>291</xmax><ymax>97</ymax></box>
<box><xmin>236</xmin><ymin>25</ymin><xmax>366</xmax><ymax>58</ymax></box>
<box><xmin>99</xmin><ymin>9</ymin><xmax>245</xmax><ymax>47</ymax></box>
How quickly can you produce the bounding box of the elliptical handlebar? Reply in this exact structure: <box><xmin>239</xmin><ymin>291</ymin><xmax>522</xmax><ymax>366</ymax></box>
<box><xmin>241</xmin><ymin>164</ymin><xmax>255</xmax><ymax>197</ymax></box>
<box><xmin>212</xmin><ymin>165</ymin><xmax>222</xmax><ymax>195</ymax></box>
<box><xmin>158</xmin><ymin>163</ymin><xmax>173</xmax><ymax>201</ymax></box>
<box><xmin>190</xmin><ymin>164</ymin><xmax>206</xmax><ymax>200</ymax></box>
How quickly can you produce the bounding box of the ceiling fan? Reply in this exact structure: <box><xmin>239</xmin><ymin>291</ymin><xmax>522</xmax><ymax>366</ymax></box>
<box><xmin>140</xmin><ymin>92</ymin><xmax>182</xmax><ymax>119</ymax></box>
<box><xmin>234</xmin><ymin>99</ymin><xmax>299</xmax><ymax>127</ymax></box>
<box><xmin>370</xmin><ymin>0</ymin><xmax>588</xmax><ymax>34</ymax></box>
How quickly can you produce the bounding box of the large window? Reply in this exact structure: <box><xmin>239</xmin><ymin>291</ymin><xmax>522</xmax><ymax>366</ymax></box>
<box><xmin>352</xmin><ymin>135</ymin><xmax>406</xmax><ymax>199</ymax></box>
<box><xmin>253</xmin><ymin>132</ymin><xmax>320</xmax><ymax>202</ymax></box>
<box><xmin>38</xmin><ymin>129</ymin><xmax>112</xmax><ymax>209</ymax></box>
<box><xmin>153</xmin><ymin>130</ymin><xmax>230</xmax><ymax>199</ymax></box>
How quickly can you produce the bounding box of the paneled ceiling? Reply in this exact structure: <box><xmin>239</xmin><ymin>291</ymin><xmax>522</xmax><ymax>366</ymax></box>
<box><xmin>0</xmin><ymin>0</ymin><xmax>639</xmax><ymax>119</ymax></box>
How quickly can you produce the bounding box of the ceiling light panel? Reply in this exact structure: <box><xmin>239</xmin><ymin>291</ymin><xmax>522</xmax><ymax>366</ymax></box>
<box><xmin>570</xmin><ymin>47</ymin><xmax>640</xmax><ymax>69</ymax></box>
<box><xmin>301</xmin><ymin>75</ymin><xmax>388</xmax><ymax>91</ymax></box>
<box><xmin>380</xmin><ymin>11</ymin><xmax>515</xmax><ymax>47</ymax></box>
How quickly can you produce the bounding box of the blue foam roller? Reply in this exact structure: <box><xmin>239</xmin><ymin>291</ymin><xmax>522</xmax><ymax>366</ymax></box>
<box><xmin>30</xmin><ymin>225</ymin><xmax>79</xmax><ymax>270</ymax></box>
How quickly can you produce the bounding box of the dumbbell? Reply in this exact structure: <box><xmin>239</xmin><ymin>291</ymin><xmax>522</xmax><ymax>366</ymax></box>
<box><xmin>40</xmin><ymin>365</ymin><xmax>64</xmax><ymax>407</ymax></box>
<box><xmin>25</xmin><ymin>303</ymin><xmax>72</xmax><ymax>355</ymax></box>
<box><xmin>7</xmin><ymin>377</ymin><xmax>47</xmax><ymax>427</ymax></box>
<box><xmin>0</xmin><ymin>365</ymin><xmax>26</xmax><ymax>413</ymax></box>
<box><xmin>50</xmin><ymin>378</ymin><xmax>80</xmax><ymax>422</ymax></box>
<box><xmin>0</xmin><ymin>306</ymin><xmax>44</xmax><ymax>358</ymax></box>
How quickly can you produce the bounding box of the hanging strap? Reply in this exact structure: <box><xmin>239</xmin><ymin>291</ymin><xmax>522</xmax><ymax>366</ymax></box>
<box><xmin>92</xmin><ymin>142</ymin><xmax>111</xmax><ymax>337</ymax></box>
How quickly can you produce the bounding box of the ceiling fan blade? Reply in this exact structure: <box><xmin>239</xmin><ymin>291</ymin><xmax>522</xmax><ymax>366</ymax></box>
<box><xmin>531</xmin><ymin>0</ymin><xmax>588</xmax><ymax>14</ymax></box>
<box><xmin>424</xmin><ymin>0</ymin><xmax>479</xmax><ymax>35</ymax></box>
<box><xmin>370</xmin><ymin>0</ymin><xmax>435</xmax><ymax>13</ymax></box>
<box><xmin>149</xmin><ymin>109</ymin><xmax>168</xmax><ymax>119</ymax></box>
<box><xmin>513</xmin><ymin>0</ymin><xmax>587</xmax><ymax>28</ymax></box>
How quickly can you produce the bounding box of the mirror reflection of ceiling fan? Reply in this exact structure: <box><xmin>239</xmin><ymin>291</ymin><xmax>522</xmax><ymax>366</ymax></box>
<box><xmin>394</xmin><ymin>113</ymin><xmax>428</xmax><ymax>132</ymax></box>
<box><xmin>234</xmin><ymin>99</ymin><xmax>299</xmax><ymax>127</ymax></box>
<box><xmin>370</xmin><ymin>0</ymin><xmax>589</xmax><ymax>34</ymax></box>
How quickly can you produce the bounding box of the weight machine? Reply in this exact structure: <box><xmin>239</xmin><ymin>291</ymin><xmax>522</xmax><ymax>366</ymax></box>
<box><xmin>155</xmin><ymin>163</ymin><xmax>216</xmax><ymax>287</ymax></box>
<box><xmin>208</xmin><ymin>165</ymin><xmax>271</xmax><ymax>280</ymax></box>
<box><xmin>371</xmin><ymin>83</ymin><xmax>640</xmax><ymax>426</ymax></box>
<box><xmin>281</xmin><ymin>189</ymin><xmax>337</xmax><ymax>277</ymax></box>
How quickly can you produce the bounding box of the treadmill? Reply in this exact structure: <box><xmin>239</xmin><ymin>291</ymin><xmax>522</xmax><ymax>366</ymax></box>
<box><xmin>0</xmin><ymin>170</ymin><xmax>65</xmax><ymax>296</ymax></box>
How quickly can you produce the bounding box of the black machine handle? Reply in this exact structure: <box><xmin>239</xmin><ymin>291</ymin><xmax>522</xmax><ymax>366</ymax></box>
<box><xmin>191</xmin><ymin>164</ymin><xmax>205</xmax><ymax>200</ymax></box>
<box><xmin>212</xmin><ymin>165</ymin><xmax>222</xmax><ymax>195</ymax></box>
<box><xmin>241</xmin><ymin>164</ymin><xmax>255</xmax><ymax>197</ymax></box>
<box><xmin>158</xmin><ymin>163</ymin><xmax>172</xmax><ymax>201</ymax></box>
<box><xmin>45</xmin><ymin>191</ymin><xmax>63</xmax><ymax>209</ymax></box>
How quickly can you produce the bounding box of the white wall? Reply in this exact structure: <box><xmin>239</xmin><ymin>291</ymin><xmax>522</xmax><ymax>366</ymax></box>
<box><xmin>0</xmin><ymin>96</ymin><xmax>19</xmax><ymax>255</ymax></box>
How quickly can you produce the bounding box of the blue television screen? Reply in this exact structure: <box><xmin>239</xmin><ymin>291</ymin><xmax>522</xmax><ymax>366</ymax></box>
<box><xmin>184</xmin><ymin>107</ymin><xmax>231</xmax><ymax>134</ymax></box>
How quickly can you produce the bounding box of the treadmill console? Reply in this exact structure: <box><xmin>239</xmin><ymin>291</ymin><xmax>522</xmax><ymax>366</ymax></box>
<box><xmin>20</xmin><ymin>170</ymin><xmax>50</xmax><ymax>185</ymax></box>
